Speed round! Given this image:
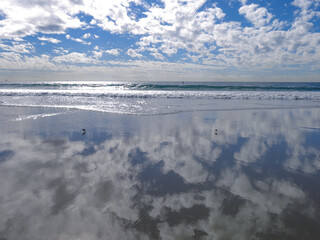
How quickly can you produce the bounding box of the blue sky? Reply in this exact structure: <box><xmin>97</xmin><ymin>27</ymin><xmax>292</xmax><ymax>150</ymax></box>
<box><xmin>0</xmin><ymin>0</ymin><xmax>320</xmax><ymax>82</ymax></box>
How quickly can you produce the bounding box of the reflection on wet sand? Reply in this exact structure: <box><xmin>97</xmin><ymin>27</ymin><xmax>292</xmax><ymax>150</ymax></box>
<box><xmin>1</xmin><ymin>108</ymin><xmax>320</xmax><ymax>239</ymax></box>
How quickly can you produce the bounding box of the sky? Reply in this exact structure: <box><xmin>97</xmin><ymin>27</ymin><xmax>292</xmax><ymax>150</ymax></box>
<box><xmin>0</xmin><ymin>0</ymin><xmax>320</xmax><ymax>82</ymax></box>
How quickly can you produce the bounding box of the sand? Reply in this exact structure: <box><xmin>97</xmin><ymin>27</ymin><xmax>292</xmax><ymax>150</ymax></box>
<box><xmin>0</xmin><ymin>105</ymin><xmax>320</xmax><ymax>239</ymax></box>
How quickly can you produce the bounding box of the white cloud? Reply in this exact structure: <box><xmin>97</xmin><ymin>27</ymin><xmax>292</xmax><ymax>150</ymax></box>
<box><xmin>132</xmin><ymin>0</ymin><xmax>227</xmax><ymax>57</ymax></box>
<box><xmin>150</xmin><ymin>52</ymin><xmax>165</xmax><ymax>60</ymax></box>
<box><xmin>0</xmin><ymin>52</ymin><xmax>22</xmax><ymax>62</ymax></box>
<box><xmin>292</xmin><ymin>0</ymin><xmax>315</xmax><ymax>10</ymax></box>
<box><xmin>53</xmin><ymin>47</ymin><xmax>69</xmax><ymax>55</ymax></box>
<box><xmin>0</xmin><ymin>0</ymin><xmax>320</xmax><ymax>79</ymax></box>
<box><xmin>0</xmin><ymin>0</ymin><xmax>84</xmax><ymax>38</ymax></box>
<box><xmin>92</xmin><ymin>50</ymin><xmax>103</xmax><ymax>58</ymax></box>
<box><xmin>239</xmin><ymin>0</ymin><xmax>247</xmax><ymax>5</ymax></box>
<box><xmin>127</xmin><ymin>48</ymin><xmax>143</xmax><ymax>58</ymax></box>
<box><xmin>105</xmin><ymin>49</ymin><xmax>120</xmax><ymax>56</ymax></box>
<box><xmin>0</xmin><ymin>41</ymin><xmax>35</xmax><ymax>53</ymax></box>
<box><xmin>292</xmin><ymin>0</ymin><xmax>320</xmax><ymax>21</ymax></box>
<box><xmin>239</xmin><ymin>4</ymin><xmax>273</xmax><ymax>27</ymax></box>
<box><xmin>0</xmin><ymin>53</ymin><xmax>56</xmax><ymax>71</ymax></box>
<box><xmin>38</xmin><ymin>36</ymin><xmax>61</xmax><ymax>44</ymax></box>
<box><xmin>82</xmin><ymin>33</ymin><xmax>91</xmax><ymax>39</ymax></box>
<box><xmin>53</xmin><ymin>52</ymin><xmax>95</xmax><ymax>63</ymax></box>
<box><xmin>66</xmin><ymin>34</ymin><xmax>91</xmax><ymax>45</ymax></box>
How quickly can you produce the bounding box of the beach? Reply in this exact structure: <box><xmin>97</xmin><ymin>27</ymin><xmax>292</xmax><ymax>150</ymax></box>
<box><xmin>2</xmin><ymin>0</ymin><xmax>320</xmax><ymax>237</ymax></box>
<box><xmin>1</xmin><ymin>96</ymin><xmax>320</xmax><ymax>239</ymax></box>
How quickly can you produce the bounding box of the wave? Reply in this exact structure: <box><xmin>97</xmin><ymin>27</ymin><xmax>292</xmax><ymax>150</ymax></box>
<box><xmin>1</xmin><ymin>82</ymin><xmax>320</xmax><ymax>116</ymax></box>
<box><xmin>123</xmin><ymin>83</ymin><xmax>320</xmax><ymax>92</ymax></box>
<box><xmin>1</xmin><ymin>89</ymin><xmax>320</xmax><ymax>100</ymax></box>
<box><xmin>1</xmin><ymin>82</ymin><xmax>320</xmax><ymax>92</ymax></box>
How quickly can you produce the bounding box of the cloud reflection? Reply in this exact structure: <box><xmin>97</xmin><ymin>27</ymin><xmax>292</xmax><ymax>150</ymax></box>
<box><xmin>1</xmin><ymin>108</ymin><xmax>320</xmax><ymax>239</ymax></box>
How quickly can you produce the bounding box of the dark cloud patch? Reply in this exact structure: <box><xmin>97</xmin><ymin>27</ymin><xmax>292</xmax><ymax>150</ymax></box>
<box><xmin>38</xmin><ymin>24</ymin><xmax>65</xmax><ymax>33</ymax></box>
<box><xmin>15</xmin><ymin>0</ymin><xmax>57</xmax><ymax>8</ymax></box>
<box><xmin>94</xmin><ymin>180</ymin><xmax>114</xmax><ymax>208</ymax></box>
<box><xmin>32</xmin><ymin>15</ymin><xmax>67</xmax><ymax>33</ymax></box>
<box><xmin>73</xmin><ymin>161</ymin><xmax>89</xmax><ymax>173</ymax></box>
<box><xmin>48</xmin><ymin>177</ymin><xmax>78</xmax><ymax>215</ymax></box>
<box><xmin>42</xmin><ymin>138</ymin><xmax>68</xmax><ymax>152</ymax></box>
<box><xmin>254</xmin><ymin>44</ymin><xmax>272</xmax><ymax>54</ymax></box>
<box><xmin>69</xmin><ymin>0</ymin><xmax>83</xmax><ymax>5</ymax></box>
<box><xmin>13</xmin><ymin>29</ymin><xmax>32</xmax><ymax>37</ymax></box>
<box><xmin>43</xmin><ymin>138</ymin><xmax>67</xmax><ymax>147</ymax></box>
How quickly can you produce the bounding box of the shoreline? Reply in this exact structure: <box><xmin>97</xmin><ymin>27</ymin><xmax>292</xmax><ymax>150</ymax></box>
<box><xmin>1</xmin><ymin>97</ymin><xmax>320</xmax><ymax>120</ymax></box>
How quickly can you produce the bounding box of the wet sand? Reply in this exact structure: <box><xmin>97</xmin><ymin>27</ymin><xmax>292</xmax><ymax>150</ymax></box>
<box><xmin>1</xmin><ymin>105</ymin><xmax>320</xmax><ymax>239</ymax></box>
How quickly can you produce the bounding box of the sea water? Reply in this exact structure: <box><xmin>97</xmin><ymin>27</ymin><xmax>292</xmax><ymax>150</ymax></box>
<box><xmin>1</xmin><ymin>81</ymin><xmax>320</xmax><ymax>116</ymax></box>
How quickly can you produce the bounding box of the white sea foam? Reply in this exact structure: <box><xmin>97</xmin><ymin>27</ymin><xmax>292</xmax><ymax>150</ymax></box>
<box><xmin>1</xmin><ymin>84</ymin><xmax>320</xmax><ymax>115</ymax></box>
<box><xmin>11</xmin><ymin>112</ymin><xmax>66</xmax><ymax>121</ymax></box>
<box><xmin>1</xmin><ymin>89</ymin><xmax>320</xmax><ymax>100</ymax></box>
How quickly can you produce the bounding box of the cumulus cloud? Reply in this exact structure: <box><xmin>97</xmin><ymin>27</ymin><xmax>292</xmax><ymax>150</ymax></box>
<box><xmin>0</xmin><ymin>41</ymin><xmax>35</xmax><ymax>53</ymax></box>
<box><xmin>105</xmin><ymin>49</ymin><xmax>120</xmax><ymax>56</ymax></box>
<box><xmin>0</xmin><ymin>53</ymin><xmax>57</xmax><ymax>71</ymax></box>
<box><xmin>82</xmin><ymin>33</ymin><xmax>91</xmax><ymax>39</ymax></box>
<box><xmin>292</xmin><ymin>0</ymin><xmax>320</xmax><ymax>21</ymax></box>
<box><xmin>292</xmin><ymin>0</ymin><xmax>316</xmax><ymax>10</ymax></box>
<box><xmin>92</xmin><ymin>50</ymin><xmax>103</xmax><ymax>58</ymax></box>
<box><xmin>53</xmin><ymin>52</ymin><xmax>94</xmax><ymax>63</ymax></box>
<box><xmin>0</xmin><ymin>0</ymin><xmax>84</xmax><ymax>38</ymax></box>
<box><xmin>0</xmin><ymin>0</ymin><xmax>320</xmax><ymax>80</ymax></box>
<box><xmin>0</xmin><ymin>52</ymin><xmax>22</xmax><ymax>62</ymax></box>
<box><xmin>150</xmin><ymin>52</ymin><xmax>165</xmax><ymax>60</ymax></box>
<box><xmin>66</xmin><ymin>34</ymin><xmax>91</xmax><ymax>45</ymax></box>
<box><xmin>38</xmin><ymin>36</ymin><xmax>61</xmax><ymax>44</ymax></box>
<box><xmin>53</xmin><ymin>47</ymin><xmax>69</xmax><ymax>54</ymax></box>
<box><xmin>127</xmin><ymin>48</ymin><xmax>143</xmax><ymax>58</ymax></box>
<box><xmin>239</xmin><ymin>4</ymin><xmax>273</xmax><ymax>27</ymax></box>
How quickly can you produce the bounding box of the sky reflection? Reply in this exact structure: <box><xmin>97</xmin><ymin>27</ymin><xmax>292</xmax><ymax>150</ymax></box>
<box><xmin>1</xmin><ymin>107</ymin><xmax>320</xmax><ymax>239</ymax></box>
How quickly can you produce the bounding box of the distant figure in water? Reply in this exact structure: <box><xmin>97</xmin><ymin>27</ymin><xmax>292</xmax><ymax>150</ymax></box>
<box><xmin>82</xmin><ymin>129</ymin><xmax>86</xmax><ymax>135</ymax></box>
<box><xmin>182</xmin><ymin>81</ymin><xmax>184</xmax><ymax>84</ymax></box>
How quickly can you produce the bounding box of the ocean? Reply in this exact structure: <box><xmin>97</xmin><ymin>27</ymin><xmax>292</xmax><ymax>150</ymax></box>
<box><xmin>1</xmin><ymin>81</ymin><xmax>320</xmax><ymax>116</ymax></box>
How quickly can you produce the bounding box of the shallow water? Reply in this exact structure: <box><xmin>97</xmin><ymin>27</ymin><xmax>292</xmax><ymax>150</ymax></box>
<box><xmin>1</xmin><ymin>82</ymin><xmax>320</xmax><ymax>115</ymax></box>
<box><xmin>0</xmin><ymin>104</ymin><xmax>320</xmax><ymax>239</ymax></box>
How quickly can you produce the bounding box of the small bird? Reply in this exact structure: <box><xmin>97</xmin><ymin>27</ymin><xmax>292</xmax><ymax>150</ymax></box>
<box><xmin>82</xmin><ymin>129</ymin><xmax>86</xmax><ymax>135</ymax></box>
